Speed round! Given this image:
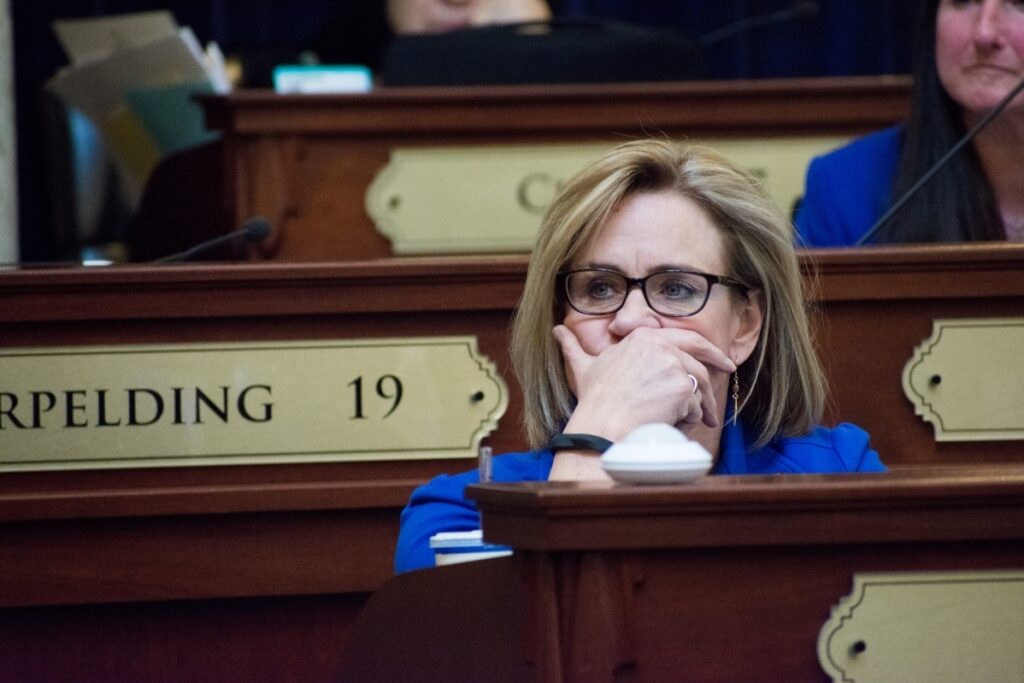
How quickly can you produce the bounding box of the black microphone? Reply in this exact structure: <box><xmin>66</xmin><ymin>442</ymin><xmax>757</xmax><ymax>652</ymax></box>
<box><xmin>855</xmin><ymin>75</ymin><xmax>1024</xmax><ymax>246</ymax></box>
<box><xmin>699</xmin><ymin>0</ymin><xmax>819</xmax><ymax>47</ymax></box>
<box><xmin>154</xmin><ymin>216</ymin><xmax>272</xmax><ymax>264</ymax></box>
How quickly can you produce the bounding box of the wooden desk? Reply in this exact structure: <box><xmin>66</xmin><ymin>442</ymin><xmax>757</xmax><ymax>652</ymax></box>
<box><xmin>807</xmin><ymin>242</ymin><xmax>1024</xmax><ymax>466</ymax></box>
<box><xmin>2</xmin><ymin>242</ymin><xmax>1022</xmax><ymax>680</ymax></box>
<box><xmin>0</xmin><ymin>257</ymin><xmax>525</xmax><ymax>682</ymax></box>
<box><xmin>338</xmin><ymin>466</ymin><xmax>1024</xmax><ymax>682</ymax></box>
<box><xmin>199</xmin><ymin>76</ymin><xmax>910</xmax><ymax>261</ymax></box>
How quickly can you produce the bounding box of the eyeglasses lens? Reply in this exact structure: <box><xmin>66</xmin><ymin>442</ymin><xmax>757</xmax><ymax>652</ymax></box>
<box><xmin>565</xmin><ymin>271</ymin><xmax>710</xmax><ymax>316</ymax></box>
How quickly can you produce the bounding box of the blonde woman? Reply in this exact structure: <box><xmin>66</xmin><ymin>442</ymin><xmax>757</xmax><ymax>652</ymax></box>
<box><xmin>396</xmin><ymin>140</ymin><xmax>884</xmax><ymax>573</ymax></box>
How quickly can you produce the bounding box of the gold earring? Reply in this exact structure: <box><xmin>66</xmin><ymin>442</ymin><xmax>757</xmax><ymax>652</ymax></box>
<box><xmin>732</xmin><ymin>371</ymin><xmax>740</xmax><ymax>425</ymax></box>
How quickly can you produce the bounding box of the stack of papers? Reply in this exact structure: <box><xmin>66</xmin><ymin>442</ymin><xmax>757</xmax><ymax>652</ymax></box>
<box><xmin>47</xmin><ymin>11</ymin><xmax>230</xmax><ymax>201</ymax></box>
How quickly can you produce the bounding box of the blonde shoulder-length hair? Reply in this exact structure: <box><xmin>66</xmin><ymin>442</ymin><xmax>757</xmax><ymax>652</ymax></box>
<box><xmin>510</xmin><ymin>139</ymin><xmax>825</xmax><ymax>450</ymax></box>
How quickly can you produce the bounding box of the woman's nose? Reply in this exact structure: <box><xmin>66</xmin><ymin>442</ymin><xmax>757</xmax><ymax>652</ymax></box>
<box><xmin>973</xmin><ymin>0</ymin><xmax>1006</xmax><ymax>48</ymax></box>
<box><xmin>608</xmin><ymin>287</ymin><xmax>660</xmax><ymax>336</ymax></box>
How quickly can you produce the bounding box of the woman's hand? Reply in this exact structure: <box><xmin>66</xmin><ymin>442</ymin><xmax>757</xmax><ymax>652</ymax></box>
<box><xmin>553</xmin><ymin>324</ymin><xmax>736</xmax><ymax>441</ymax></box>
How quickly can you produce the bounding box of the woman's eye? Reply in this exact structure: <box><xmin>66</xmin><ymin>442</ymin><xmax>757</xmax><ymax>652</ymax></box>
<box><xmin>659</xmin><ymin>279</ymin><xmax>698</xmax><ymax>299</ymax></box>
<box><xmin>587</xmin><ymin>280</ymin><xmax>618</xmax><ymax>299</ymax></box>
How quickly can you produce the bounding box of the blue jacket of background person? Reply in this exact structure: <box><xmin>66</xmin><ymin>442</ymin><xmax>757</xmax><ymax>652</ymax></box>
<box><xmin>394</xmin><ymin>418</ymin><xmax>886</xmax><ymax>573</ymax></box>
<box><xmin>795</xmin><ymin>126</ymin><xmax>904</xmax><ymax>247</ymax></box>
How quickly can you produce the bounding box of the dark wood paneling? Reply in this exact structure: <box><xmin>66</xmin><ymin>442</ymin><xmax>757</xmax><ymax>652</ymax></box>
<box><xmin>0</xmin><ymin>593</ymin><xmax>367</xmax><ymax>683</ymax></box>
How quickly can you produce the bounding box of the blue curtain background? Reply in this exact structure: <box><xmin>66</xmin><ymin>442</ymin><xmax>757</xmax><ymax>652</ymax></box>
<box><xmin>557</xmin><ymin>0</ymin><xmax>917</xmax><ymax>78</ymax></box>
<box><xmin>14</xmin><ymin>1</ymin><xmax>919</xmax><ymax>93</ymax></box>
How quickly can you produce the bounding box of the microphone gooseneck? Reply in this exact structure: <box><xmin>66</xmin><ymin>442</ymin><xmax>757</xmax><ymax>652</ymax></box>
<box><xmin>154</xmin><ymin>216</ymin><xmax>273</xmax><ymax>264</ymax></box>
<box><xmin>241</xmin><ymin>216</ymin><xmax>272</xmax><ymax>243</ymax></box>
<box><xmin>699</xmin><ymin>1</ymin><xmax>819</xmax><ymax>47</ymax></box>
<box><xmin>855</xmin><ymin>75</ymin><xmax>1024</xmax><ymax>246</ymax></box>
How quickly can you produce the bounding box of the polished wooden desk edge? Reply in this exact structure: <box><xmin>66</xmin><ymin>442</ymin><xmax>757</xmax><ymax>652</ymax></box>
<box><xmin>3</xmin><ymin>242</ymin><xmax>1021</xmax><ymax>284</ymax></box>
<box><xmin>204</xmin><ymin>75</ymin><xmax>912</xmax><ymax>105</ymax></box>
<box><xmin>468</xmin><ymin>464</ymin><xmax>1024</xmax><ymax>509</ymax></box>
<box><xmin>802</xmin><ymin>240</ymin><xmax>1024</xmax><ymax>269</ymax></box>
<box><xmin>198</xmin><ymin>75</ymin><xmax>913</xmax><ymax>136</ymax></box>
<box><xmin>0</xmin><ymin>254</ymin><xmax>531</xmax><ymax>322</ymax></box>
<box><xmin>3</xmin><ymin>243</ymin><xmax>1024</xmax><ymax>322</ymax></box>
<box><xmin>0</xmin><ymin>476</ymin><xmax>420</xmax><ymax>523</ymax></box>
<box><xmin>469</xmin><ymin>466</ymin><xmax>1024</xmax><ymax>553</ymax></box>
<box><xmin>0</xmin><ymin>253</ymin><xmax>532</xmax><ymax>285</ymax></box>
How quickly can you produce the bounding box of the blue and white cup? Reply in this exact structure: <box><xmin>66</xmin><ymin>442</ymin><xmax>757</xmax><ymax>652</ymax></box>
<box><xmin>429</xmin><ymin>530</ymin><xmax>512</xmax><ymax>567</ymax></box>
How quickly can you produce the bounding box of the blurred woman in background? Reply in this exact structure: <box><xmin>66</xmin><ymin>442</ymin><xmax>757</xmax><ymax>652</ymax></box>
<box><xmin>797</xmin><ymin>0</ymin><xmax>1024</xmax><ymax>245</ymax></box>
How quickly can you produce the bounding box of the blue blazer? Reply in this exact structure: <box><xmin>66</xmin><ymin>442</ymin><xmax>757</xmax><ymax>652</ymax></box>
<box><xmin>394</xmin><ymin>419</ymin><xmax>885</xmax><ymax>573</ymax></box>
<box><xmin>795</xmin><ymin>126</ymin><xmax>904</xmax><ymax>247</ymax></box>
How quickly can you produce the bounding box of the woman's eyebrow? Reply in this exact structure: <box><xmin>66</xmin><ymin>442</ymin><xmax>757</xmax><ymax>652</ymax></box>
<box><xmin>576</xmin><ymin>261</ymin><xmax>703</xmax><ymax>273</ymax></box>
<box><xmin>639</xmin><ymin>263</ymin><xmax>704</xmax><ymax>274</ymax></box>
<box><xmin>649</xmin><ymin>263</ymin><xmax>697</xmax><ymax>273</ymax></box>
<box><xmin>578</xmin><ymin>261</ymin><xmax>622</xmax><ymax>271</ymax></box>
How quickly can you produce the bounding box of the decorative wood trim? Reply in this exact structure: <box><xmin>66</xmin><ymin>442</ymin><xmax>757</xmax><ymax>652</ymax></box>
<box><xmin>469</xmin><ymin>465</ymin><xmax>1024</xmax><ymax>550</ymax></box>
<box><xmin>5</xmin><ymin>243</ymin><xmax>1024</xmax><ymax>323</ymax></box>
<box><xmin>201</xmin><ymin>76</ymin><xmax>912</xmax><ymax>137</ymax></box>
<box><xmin>0</xmin><ymin>256</ymin><xmax>530</xmax><ymax>322</ymax></box>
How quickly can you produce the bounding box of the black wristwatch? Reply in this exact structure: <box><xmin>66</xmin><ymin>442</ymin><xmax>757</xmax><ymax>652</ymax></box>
<box><xmin>546</xmin><ymin>433</ymin><xmax>614</xmax><ymax>453</ymax></box>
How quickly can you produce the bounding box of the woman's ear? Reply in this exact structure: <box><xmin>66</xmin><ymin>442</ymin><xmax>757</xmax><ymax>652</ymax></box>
<box><xmin>729</xmin><ymin>289</ymin><xmax>765</xmax><ymax>365</ymax></box>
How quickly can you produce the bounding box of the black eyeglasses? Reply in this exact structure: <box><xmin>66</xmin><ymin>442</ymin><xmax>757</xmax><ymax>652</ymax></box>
<box><xmin>558</xmin><ymin>268</ymin><xmax>747</xmax><ymax>318</ymax></box>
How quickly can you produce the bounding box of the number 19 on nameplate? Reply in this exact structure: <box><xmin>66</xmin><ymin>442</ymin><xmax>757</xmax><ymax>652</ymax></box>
<box><xmin>348</xmin><ymin>375</ymin><xmax>403</xmax><ymax>420</ymax></box>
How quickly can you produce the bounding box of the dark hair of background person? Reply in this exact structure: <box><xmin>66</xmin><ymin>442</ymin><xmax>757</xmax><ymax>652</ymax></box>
<box><xmin>310</xmin><ymin>0</ymin><xmax>566</xmax><ymax>74</ymax></box>
<box><xmin>881</xmin><ymin>0</ymin><xmax>1004</xmax><ymax>243</ymax></box>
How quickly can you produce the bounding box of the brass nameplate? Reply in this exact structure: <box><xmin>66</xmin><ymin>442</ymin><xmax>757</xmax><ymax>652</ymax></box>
<box><xmin>902</xmin><ymin>318</ymin><xmax>1024</xmax><ymax>441</ymax></box>
<box><xmin>365</xmin><ymin>137</ymin><xmax>848</xmax><ymax>254</ymax></box>
<box><xmin>0</xmin><ymin>337</ymin><xmax>508</xmax><ymax>471</ymax></box>
<box><xmin>818</xmin><ymin>571</ymin><xmax>1024</xmax><ymax>683</ymax></box>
